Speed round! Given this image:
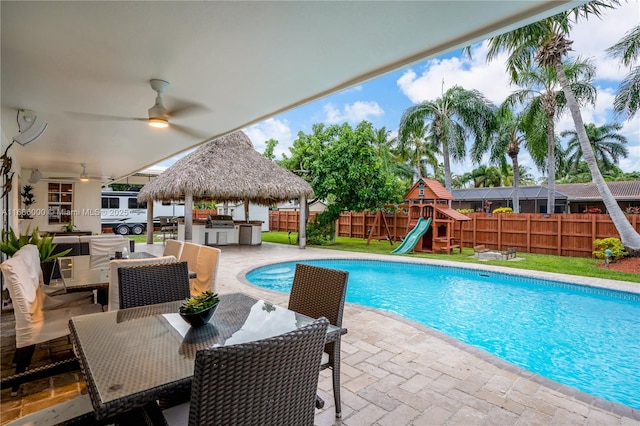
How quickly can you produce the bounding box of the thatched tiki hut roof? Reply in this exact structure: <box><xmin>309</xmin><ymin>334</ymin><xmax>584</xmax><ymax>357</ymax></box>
<box><xmin>137</xmin><ymin>130</ymin><xmax>313</xmax><ymax>246</ymax></box>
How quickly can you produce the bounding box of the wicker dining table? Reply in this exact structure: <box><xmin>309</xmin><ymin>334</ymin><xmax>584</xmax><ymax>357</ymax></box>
<box><xmin>68</xmin><ymin>292</ymin><xmax>346</xmax><ymax>421</ymax></box>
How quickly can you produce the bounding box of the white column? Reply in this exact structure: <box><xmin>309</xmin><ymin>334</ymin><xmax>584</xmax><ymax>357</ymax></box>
<box><xmin>146</xmin><ymin>201</ymin><xmax>154</xmax><ymax>244</ymax></box>
<box><xmin>185</xmin><ymin>192</ymin><xmax>193</xmax><ymax>242</ymax></box>
<box><xmin>298</xmin><ymin>194</ymin><xmax>306</xmax><ymax>249</ymax></box>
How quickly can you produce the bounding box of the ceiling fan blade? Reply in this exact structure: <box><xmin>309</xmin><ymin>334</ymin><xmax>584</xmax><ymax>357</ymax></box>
<box><xmin>170</xmin><ymin>123</ymin><xmax>209</xmax><ymax>140</ymax></box>
<box><xmin>166</xmin><ymin>98</ymin><xmax>210</xmax><ymax>119</ymax></box>
<box><xmin>66</xmin><ymin>112</ymin><xmax>147</xmax><ymax>122</ymax></box>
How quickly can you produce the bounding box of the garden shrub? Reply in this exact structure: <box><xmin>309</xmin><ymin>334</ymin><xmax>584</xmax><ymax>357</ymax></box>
<box><xmin>593</xmin><ymin>238</ymin><xmax>627</xmax><ymax>261</ymax></box>
<box><xmin>492</xmin><ymin>207</ymin><xmax>513</xmax><ymax>214</ymax></box>
<box><xmin>456</xmin><ymin>208</ymin><xmax>474</xmax><ymax>214</ymax></box>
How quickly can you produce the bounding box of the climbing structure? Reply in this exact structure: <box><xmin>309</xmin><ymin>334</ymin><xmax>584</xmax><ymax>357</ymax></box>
<box><xmin>397</xmin><ymin>178</ymin><xmax>471</xmax><ymax>254</ymax></box>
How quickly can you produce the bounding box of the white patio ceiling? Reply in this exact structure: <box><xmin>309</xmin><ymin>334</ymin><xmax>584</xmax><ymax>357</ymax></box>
<box><xmin>1</xmin><ymin>1</ymin><xmax>576</xmax><ymax>183</ymax></box>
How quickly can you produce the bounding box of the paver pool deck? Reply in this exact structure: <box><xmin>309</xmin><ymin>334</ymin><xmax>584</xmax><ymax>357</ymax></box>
<box><xmin>1</xmin><ymin>242</ymin><xmax>638</xmax><ymax>425</ymax></box>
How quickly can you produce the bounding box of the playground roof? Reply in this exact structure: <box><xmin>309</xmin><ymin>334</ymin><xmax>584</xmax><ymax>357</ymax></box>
<box><xmin>405</xmin><ymin>178</ymin><xmax>453</xmax><ymax>201</ymax></box>
<box><xmin>434</xmin><ymin>205</ymin><xmax>472</xmax><ymax>221</ymax></box>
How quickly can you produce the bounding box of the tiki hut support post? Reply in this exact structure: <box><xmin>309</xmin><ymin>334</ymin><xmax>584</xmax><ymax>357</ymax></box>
<box><xmin>146</xmin><ymin>202</ymin><xmax>154</xmax><ymax>244</ymax></box>
<box><xmin>299</xmin><ymin>193</ymin><xmax>306</xmax><ymax>249</ymax></box>
<box><xmin>244</xmin><ymin>198</ymin><xmax>249</xmax><ymax>222</ymax></box>
<box><xmin>185</xmin><ymin>192</ymin><xmax>193</xmax><ymax>241</ymax></box>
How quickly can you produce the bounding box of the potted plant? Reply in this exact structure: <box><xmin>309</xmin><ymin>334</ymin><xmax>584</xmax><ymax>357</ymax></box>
<box><xmin>1</xmin><ymin>227</ymin><xmax>72</xmax><ymax>284</ymax></box>
<box><xmin>61</xmin><ymin>219</ymin><xmax>77</xmax><ymax>233</ymax></box>
<box><xmin>19</xmin><ymin>185</ymin><xmax>35</xmax><ymax>219</ymax></box>
<box><xmin>0</xmin><ymin>227</ymin><xmax>34</xmax><ymax>257</ymax></box>
<box><xmin>179</xmin><ymin>290</ymin><xmax>220</xmax><ymax>327</ymax></box>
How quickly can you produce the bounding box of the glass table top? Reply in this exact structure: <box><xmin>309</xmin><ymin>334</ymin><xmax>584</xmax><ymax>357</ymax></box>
<box><xmin>69</xmin><ymin>292</ymin><xmax>340</xmax><ymax>419</ymax></box>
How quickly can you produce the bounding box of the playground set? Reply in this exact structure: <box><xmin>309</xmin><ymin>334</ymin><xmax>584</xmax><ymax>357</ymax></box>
<box><xmin>368</xmin><ymin>178</ymin><xmax>471</xmax><ymax>254</ymax></box>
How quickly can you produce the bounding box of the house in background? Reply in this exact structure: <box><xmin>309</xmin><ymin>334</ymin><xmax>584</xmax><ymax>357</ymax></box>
<box><xmin>556</xmin><ymin>181</ymin><xmax>640</xmax><ymax>214</ymax></box>
<box><xmin>450</xmin><ymin>181</ymin><xmax>640</xmax><ymax>214</ymax></box>
<box><xmin>451</xmin><ymin>186</ymin><xmax>568</xmax><ymax>214</ymax></box>
<box><xmin>276</xmin><ymin>199</ymin><xmax>328</xmax><ymax>213</ymax></box>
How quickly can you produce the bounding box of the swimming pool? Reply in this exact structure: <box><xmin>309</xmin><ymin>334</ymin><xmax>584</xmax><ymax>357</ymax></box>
<box><xmin>246</xmin><ymin>259</ymin><xmax>640</xmax><ymax>410</ymax></box>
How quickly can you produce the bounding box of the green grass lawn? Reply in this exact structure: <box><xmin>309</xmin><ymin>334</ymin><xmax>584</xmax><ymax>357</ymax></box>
<box><xmin>261</xmin><ymin>231</ymin><xmax>640</xmax><ymax>283</ymax></box>
<box><xmin>127</xmin><ymin>233</ymin><xmax>165</xmax><ymax>243</ymax></box>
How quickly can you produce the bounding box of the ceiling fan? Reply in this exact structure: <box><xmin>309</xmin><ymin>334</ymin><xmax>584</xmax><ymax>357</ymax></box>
<box><xmin>39</xmin><ymin>164</ymin><xmax>108</xmax><ymax>183</ymax></box>
<box><xmin>67</xmin><ymin>79</ymin><xmax>209</xmax><ymax>139</ymax></box>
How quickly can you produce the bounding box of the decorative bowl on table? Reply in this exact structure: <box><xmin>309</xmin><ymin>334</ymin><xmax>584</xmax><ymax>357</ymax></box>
<box><xmin>179</xmin><ymin>291</ymin><xmax>220</xmax><ymax>328</ymax></box>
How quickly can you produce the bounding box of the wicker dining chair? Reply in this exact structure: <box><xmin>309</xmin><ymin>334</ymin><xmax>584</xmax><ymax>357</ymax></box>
<box><xmin>288</xmin><ymin>263</ymin><xmax>349</xmax><ymax>418</ymax></box>
<box><xmin>107</xmin><ymin>255</ymin><xmax>178</xmax><ymax>311</ymax></box>
<box><xmin>160</xmin><ymin>317</ymin><xmax>329</xmax><ymax>426</ymax></box>
<box><xmin>117</xmin><ymin>261</ymin><xmax>191</xmax><ymax>309</ymax></box>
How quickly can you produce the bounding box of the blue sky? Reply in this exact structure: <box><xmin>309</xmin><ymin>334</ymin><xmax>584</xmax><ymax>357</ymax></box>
<box><xmin>164</xmin><ymin>2</ymin><xmax>640</xmax><ymax>181</ymax></box>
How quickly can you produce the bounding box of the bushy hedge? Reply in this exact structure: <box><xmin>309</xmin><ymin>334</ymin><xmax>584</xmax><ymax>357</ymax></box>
<box><xmin>492</xmin><ymin>207</ymin><xmax>513</xmax><ymax>214</ymax></box>
<box><xmin>593</xmin><ymin>238</ymin><xmax>627</xmax><ymax>261</ymax></box>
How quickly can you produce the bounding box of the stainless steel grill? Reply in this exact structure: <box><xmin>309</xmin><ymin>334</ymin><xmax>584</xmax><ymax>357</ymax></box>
<box><xmin>206</xmin><ymin>214</ymin><xmax>234</xmax><ymax>228</ymax></box>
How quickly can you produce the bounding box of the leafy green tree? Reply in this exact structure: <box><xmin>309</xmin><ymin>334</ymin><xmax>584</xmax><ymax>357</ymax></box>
<box><xmin>607</xmin><ymin>25</ymin><xmax>640</xmax><ymax>119</ymax></box>
<box><xmin>282</xmin><ymin>122</ymin><xmax>403</xmax><ymax>242</ymax></box>
<box><xmin>485</xmin><ymin>1</ymin><xmax>640</xmax><ymax>251</ymax></box>
<box><xmin>263</xmin><ymin>138</ymin><xmax>278</xmax><ymax>161</ymax></box>
<box><xmin>560</xmin><ymin>122</ymin><xmax>628</xmax><ymax>173</ymax></box>
<box><xmin>399</xmin><ymin>85</ymin><xmax>495</xmax><ymax>192</ymax></box>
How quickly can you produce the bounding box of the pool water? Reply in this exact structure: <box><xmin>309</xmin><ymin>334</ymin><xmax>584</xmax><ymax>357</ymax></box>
<box><xmin>246</xmin><ymin>259</ymin><xmax>640</xmax><ymax>410</ymax></box>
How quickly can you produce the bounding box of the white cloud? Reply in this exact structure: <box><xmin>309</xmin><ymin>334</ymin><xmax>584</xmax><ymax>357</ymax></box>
<box><xmin>397</xmin><ymin>43</ymin><xmax>514</xmax><ymax>106</ymax></box>
<box><xmin>323</xmin><ymin>101</ymin><xmax>384</xmax><ymax>124</ymax></box>
<box><xmin>243</xmin><ymin>118</ymin><xmax>293</xmax><ymax>158</ymax></box>
<box><xmin>570</xmin><ymin>1</ymin><xmax>640</xmax><ymax>82</ymax></box>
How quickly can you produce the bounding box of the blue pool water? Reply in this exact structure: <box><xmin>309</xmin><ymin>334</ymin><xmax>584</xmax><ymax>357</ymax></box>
<box><xmin>246</xmin><ymin>259</ymin><xmax>640</xmax><ymax>409</ymax></box>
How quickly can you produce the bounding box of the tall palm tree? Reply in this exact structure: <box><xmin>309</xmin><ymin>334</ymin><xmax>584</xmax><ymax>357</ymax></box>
<box><xmin>560</xmin><ymin>122</ymin><xmax>629</xmax><ymax>172</ymax></box>
<box><xmin>398</xmin><ymin>85</ymin><xmax>495</xmax><ymax>192</ymax></box>
<box><xmin>507</xmin><ymin>59</ymin><xmax>596</xmax><ymax>214</ymax></box>
<box><xmin>485</xmin><ymin>2</ymin><xmax>640</xmax><ymax>251</ymax></box>
<box><xmin>472</xmin><ymin>105</ymin><xmax>532</xmax><ymax>213</ymax></box>
<box><xmin>372</xmin><ymin>126</ymin><xmax>415</xmax><ymax>186</ymax></box>
<box><xmin>607</xmin><ymin>25</ymin><xmax>640</xmax><ymax>120</ymax></box>
<box><xmin>394</xmin><ymin>120</ymin><xmax>439</xmax><ymax>180</ymax></box>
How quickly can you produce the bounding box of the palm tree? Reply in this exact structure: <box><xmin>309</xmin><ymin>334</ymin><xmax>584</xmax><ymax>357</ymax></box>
<box><xmin>506</xmin><ymin>59</ymin><xmax>596</xmax><ymax>214</ymax></box>
<box><xmin>472</xmin><ymin>105</ymin><xmax>531</xmax><ymax>212</ymax></box>
<box><xmin>372</xmin><ymin>126</ymin><xmax>415</xmax><ymax>186</ymax></box>
<box><xmin>398</xmin><ymin>85</ymin><xmax>495</xmax><ymax>192</ymax></box>
<box><xmin>394</xmin><ymin>120</ymin><xmax>439</xmax><ymax>180</ymax></box>
<box><xmin>470</xmin><ymin>165</ymin><xmax>504</xmax><ymax>188</ymax></box>
<box><xmin>607</xmin><ymin>25</ymin><xmax>640</xmax><ymax>120</ymax></box>
<box><xmin>485</xmin><ymin>2</ymin><xmax>640</xmax><ymax>251</ymax></box>
<box><xmin>560</xmin><ymin>122</ymin><xmax>629</xmax><ymax>172</ymax></box>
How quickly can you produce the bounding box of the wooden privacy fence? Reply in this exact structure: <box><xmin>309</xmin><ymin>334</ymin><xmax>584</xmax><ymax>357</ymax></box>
<box><xmin>269</xmin><ymin>211</ymin><xmax>640</xmax><ymax>258</ymax></box>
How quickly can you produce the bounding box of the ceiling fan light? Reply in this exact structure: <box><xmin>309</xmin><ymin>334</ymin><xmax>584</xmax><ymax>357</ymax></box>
<box><xmin>80</xmin><ymin>163</ymin><xmax>89</xmax><ymax>182</ymax></box>
<box><xmin>149</xmin><ymin>118</ymin><xmax>169</xmax><ymax>128</ymax></box>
